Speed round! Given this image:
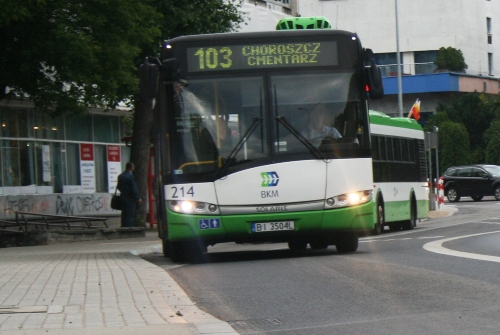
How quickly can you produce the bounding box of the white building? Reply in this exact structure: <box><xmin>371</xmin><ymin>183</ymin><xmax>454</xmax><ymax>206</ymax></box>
<box><xmin>238</xmin><ymin>1</ymin><xmax>296</xmax><ymax>32</ymax></box>
<box><xmin>297</xmin><ymin>0</ymin><xmax>500</xmax><ymax>117</ymax></box>
<box><xmin>298</xmin><ymin>0</ymin><xmax>499</xmax><ymax>77</ymax></box>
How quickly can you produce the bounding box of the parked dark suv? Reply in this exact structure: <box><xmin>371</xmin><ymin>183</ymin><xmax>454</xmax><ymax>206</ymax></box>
<box><xmin>442</xmin><ymin>164</ymin><xmax>500</xmax><ymax>202</ymax></box>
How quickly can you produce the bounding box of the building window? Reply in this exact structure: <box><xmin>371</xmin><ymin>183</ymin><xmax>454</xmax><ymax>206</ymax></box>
<box><xmin>94</xmin><ymin>145</ymin><xmax>108</xmax><ymax>192</ymax></box>
<box><xmin>414</xmin><ymin>50</ymin><xmax>438</xmax><ymax>74</ymax></box>
<box><xmin>487</xmin><ymin>17</ymin><xmax>492</xmax><ymax>44</ymax></box>
<box><xmin>65</xmin><ymin>114</ymin><xmax>92</xmax><ymax>141</ymax></box>
<box><xmin>488</xmin><ymin>53</ymin><xmax>494</xmax><ymax>75</ymax></box>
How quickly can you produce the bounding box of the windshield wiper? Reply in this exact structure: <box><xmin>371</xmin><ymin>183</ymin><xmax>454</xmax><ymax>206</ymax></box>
<box><xmin>216</xmin><ymin>117</ymin><xmax>263</xmax><ymax>178</ymax></box>
<box><xmin>275</xmin><ymin>115</ymin><xmax>326</xmax><ymax>160</ymax></box>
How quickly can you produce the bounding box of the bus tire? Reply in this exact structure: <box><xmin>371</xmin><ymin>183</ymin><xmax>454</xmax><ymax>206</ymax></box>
<box><xmin>162</xmin><ymin>238</ymin><xmax>170</xmax><ymax>257</ymax></box>
<box><xmin>373</xmin><ymin>200</ymin><xmax>384</xmax><ymax>235</ymax></box>
<box><xmin>389</xmin><ymin>223</ymin><xmax>401</xmax><ymax>231</ymax></box>
<box><xmin>335</xmin><ymin>233</ymin><xmax>358</xmax><ymax>253</ymax></box>
<box><xmin>309</xmin><ymin>238</ymin><xmax>328</xmax><ymax>250</ymax></box>
<box><xmin>169</xmin><ymin>241</ymin><xmax>189</xmax><ymax>263</ymax></box>
<box><xmin>402</xmin><ymin>198</ymin><xmax>416</xmax><ymax>230</ymax></box>
<box><xmin>288</xmin><ymin>240</ymin><xmax>308</xmax><ymax>252</ymax></box>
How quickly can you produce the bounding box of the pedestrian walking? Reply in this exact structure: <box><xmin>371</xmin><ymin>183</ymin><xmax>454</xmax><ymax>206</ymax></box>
<box><xmin>117</xmin><ymin>162</ymin><xmax>142</xmax><ymax>227</ymax></box>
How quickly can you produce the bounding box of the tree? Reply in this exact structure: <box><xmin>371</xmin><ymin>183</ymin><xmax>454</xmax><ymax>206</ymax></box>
<box><xmin>439</xmin><ymin>121</ymin><xmax>470</xmax><ymax>172</ymax></box>
<box><xmin>436</xmin><ymin>92</ymin><xmax>495</xmax><ymax>163</ymax></box>
<box><xmin>434</xmin><ymin>47</ymin><xmax>468</xmax><ymax>73</ymax></box>
<box><xmin>0</xmin><ymin>0</ymin><xmax>161</xmax><ymax>115</ymax></box>
<box><xmin>129</xmin><ymin>0</ymin><xmax>245</xmax><ymax>226</ymax></box>
<box><xmin>485</xmin><ymin>120</ymin><xmax>500</xmax><ymax>165</ymax></box>
<box><xmin>1</xmin><ymin>0</ymin><xmax>245</xmax><ymax>226</ymax></box>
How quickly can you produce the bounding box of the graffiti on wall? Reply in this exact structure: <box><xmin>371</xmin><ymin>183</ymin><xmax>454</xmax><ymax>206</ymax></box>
<box><xmin>55</xmin><ymin>194</ymin><xmax>110</xmax><ymax>215</ymax></box>
<box><xmin>0</xmin><ymin>193</ymin><xmax>116</xmax><ymax>220</ymax></box>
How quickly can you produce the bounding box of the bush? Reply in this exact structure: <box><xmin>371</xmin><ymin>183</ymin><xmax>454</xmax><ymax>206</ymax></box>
<box><xmin>434</xmin><ymin>47</ymin><xmax>468</xmax><ymax>72</ymax></box>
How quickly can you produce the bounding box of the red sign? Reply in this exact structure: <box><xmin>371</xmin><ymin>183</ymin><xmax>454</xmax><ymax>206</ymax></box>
<box><xmin>107</xmin><ymin>145</ymin><xmax>121</xmax><ymax>162</ymax></box>
<box><xmin>80</xmin><ymin>143</ymin><xmax>94</xmax><ymax>161</ymax></box>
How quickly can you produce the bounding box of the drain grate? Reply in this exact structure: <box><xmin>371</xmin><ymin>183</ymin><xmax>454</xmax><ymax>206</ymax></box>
<box><xmin>0</xmin><ymin>306</ymin><xmax>48</xmax><ymax>314</ymax></box>
<box><xmin>228</xmin><ymin>318</ymin><xmax>282</xmax><ymax>329</ymax></box>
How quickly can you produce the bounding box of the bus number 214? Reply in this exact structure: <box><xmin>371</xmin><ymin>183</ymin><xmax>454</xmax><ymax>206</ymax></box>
<box><xmin>171</xmin><ymin>186</ymin><xmax>194</xmax><ymax>198</ymax></box>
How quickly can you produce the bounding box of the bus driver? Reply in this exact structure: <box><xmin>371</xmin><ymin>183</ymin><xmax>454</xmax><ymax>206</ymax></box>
<box><xmin>304</xmin><ymin>104</ymin><xmax>342</xmax><ymax>147</ymax></box>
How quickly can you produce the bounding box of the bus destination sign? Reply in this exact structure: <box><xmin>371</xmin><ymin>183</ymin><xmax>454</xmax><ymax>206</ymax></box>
<box><xmin>186</xmin><ymin>41</ymin><xmax>338</xmax><ymax>72</ymax></box>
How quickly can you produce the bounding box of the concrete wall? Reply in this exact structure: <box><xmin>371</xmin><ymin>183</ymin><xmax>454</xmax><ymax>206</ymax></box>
<box><xmin>0</xmin><ymin>193</ymin><xmax>118</xmax><ymax>220</ymax></box>
<box><xmin>298</xmin><ymin>0</ymin><xmax>500</xmax><ymax>77</ymax></box>
<box><xmin>238</xmin><ymin>2</ymin><xmax>291</xmax><ymax>32</ymax></box>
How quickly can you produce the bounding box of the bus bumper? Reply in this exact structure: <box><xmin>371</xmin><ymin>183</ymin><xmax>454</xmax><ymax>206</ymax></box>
<box><xmin>166</xmin><ymin>200</ymin><xmax>375</xmax><ymax>244</ymax></box>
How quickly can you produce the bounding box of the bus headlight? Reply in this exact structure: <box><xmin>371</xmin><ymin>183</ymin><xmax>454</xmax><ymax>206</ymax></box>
<box><xmin>325</xmin><ymin>190</ymin><xmax>373</xmax><ymax>209</ymax></box>
<box><xmin>168</xmin><ymin>200</ymin><xmax>220</xmax><ymax>215</ymax></box>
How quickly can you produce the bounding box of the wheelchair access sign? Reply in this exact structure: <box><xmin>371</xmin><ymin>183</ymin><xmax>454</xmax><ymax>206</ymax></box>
<box><xmin>198</xmin><ymin>218</ymin><xmax>221</xmax><ymax>230</ymax></box>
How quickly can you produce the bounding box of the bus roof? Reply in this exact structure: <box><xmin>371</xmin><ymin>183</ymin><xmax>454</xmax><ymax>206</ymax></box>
<box><xmin>369</xmin><ymin>110</ymin><xmax>423</xmax><ymax>131</ymax></box>
<box><xmin>164</xmin><ymin>29</ymin><xmax>357</xmax><ymax>45</ymax></box>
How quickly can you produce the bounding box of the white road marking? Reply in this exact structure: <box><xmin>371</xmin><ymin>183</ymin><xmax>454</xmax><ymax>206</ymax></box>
<box><xmin>417</xmin><ymin>236</ymin><xmax>444</xmax><ymax>239</ymax></box>
<box><xmin>423</xmin><ymin>231</ymin><xmax>500</xmax><ymax>263</ymax></box>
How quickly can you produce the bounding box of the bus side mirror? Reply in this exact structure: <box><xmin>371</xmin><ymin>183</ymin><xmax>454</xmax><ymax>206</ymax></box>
<box><xmin>163</xmin><ymin>58</ymin><xmax>178</xmax><ymax>82</ymax></box>
<box><xmin>139</xmin><ymin>57</ymin><xmax>159</xmax><ymax>102</ymax></box>
<box><xmin>367</xmin><ymin>60</ymin><xmax>384</xmax><ymax>99</ymax></box>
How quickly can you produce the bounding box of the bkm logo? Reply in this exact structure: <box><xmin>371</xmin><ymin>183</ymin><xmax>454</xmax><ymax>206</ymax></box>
<box><xmin>261</xmin><ymin>171</ymin><xmax>279</xmax><ymax>187</ymax></box>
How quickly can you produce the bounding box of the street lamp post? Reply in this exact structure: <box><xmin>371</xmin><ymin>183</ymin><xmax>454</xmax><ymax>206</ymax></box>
<box><xmin>395</xmin><ymin>0</ymin><xmax>403</xmax><ymax>117</ymax></box>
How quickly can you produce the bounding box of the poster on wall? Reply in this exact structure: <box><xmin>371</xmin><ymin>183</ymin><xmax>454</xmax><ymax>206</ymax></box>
<box><xmin>107</xmin><ymin>145</ymin><xmax>121</xmax><ymax>193</ymax></box>
<box><xmin>42</xmin><ymin>145</ymin><xmax>51</xmax><ymax>182</ymax></box>
<box><xmin>80</xmin><ymin>143</ymin><xmax>96</xmax><ymax>193</ymax></box>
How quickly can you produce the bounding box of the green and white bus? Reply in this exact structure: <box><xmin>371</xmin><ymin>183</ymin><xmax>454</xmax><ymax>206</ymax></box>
<box><xmin>141</xmin><ymin>18</ymin><xmax>384</xmax><ymax>261</ymax></box>
<box><xmin>369</xmin><ymin>111</ymin><xmax>429</xmax><ymax>234</ymax></box>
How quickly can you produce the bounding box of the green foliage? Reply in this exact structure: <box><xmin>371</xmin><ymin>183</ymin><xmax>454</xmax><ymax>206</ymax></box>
<box><xmin>424</xmin><ymin>110</ymin><xmax>449</xmax><ymax>132</ymax></box>
<box><xmin>485</xmin><ymin>120</ymin><xmax>500</xmax><ymax>165</ymax></box>
<box><xmin>439</xmin><ymin>121</ymin><xmax>470</xmax><ymax>171</ymax></box>
<box><xmin>0</xmin><ymin>0</ymin><xmax>161</xmax><ymax>115</ymax></box>
<box><xmin>436</xmin><ymin>92</ymin><xmax>495</xmax><ymax>163</ymax></box>
<box><xmin>434</xmin><ymin>47</ymin><xmax>468</xmax><ymax>72</ymax></box>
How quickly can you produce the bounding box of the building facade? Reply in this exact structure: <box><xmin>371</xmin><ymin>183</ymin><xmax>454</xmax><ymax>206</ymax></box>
<box><xmin>0</xmin><ymin>100</ymin><xmax>130</xmax><ymax>220</ymax></box>
<box><xmin>297</xmin><ymin>0</ymin><xmax>500</xmax><ymax>116</ymax></box>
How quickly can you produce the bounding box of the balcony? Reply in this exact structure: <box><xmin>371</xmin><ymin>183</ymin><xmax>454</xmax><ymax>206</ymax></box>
<box><xmin>379</xmin><ymin>62</ymin><xmax>438</xmax><ymax>77</ymax></box>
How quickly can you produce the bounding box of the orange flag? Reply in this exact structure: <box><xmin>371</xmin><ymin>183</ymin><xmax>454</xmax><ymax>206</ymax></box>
<box><xmin>408</xmin><ymin>99</ymin><xmax>421</xmax><ymax>121</ymax></box>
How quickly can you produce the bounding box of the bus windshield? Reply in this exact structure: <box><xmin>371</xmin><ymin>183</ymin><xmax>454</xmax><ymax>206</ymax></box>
<box><xmin>170</xmin><ymin>71</ymin><xmax>364</xmax><ymax>176</ymax></box>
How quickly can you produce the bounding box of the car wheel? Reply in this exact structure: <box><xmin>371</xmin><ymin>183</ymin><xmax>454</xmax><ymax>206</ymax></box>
<box><xmin>471</xmin><ymin>195</ymin><xmax>483</xmax><ymax>201</ymax></box>
<box><xmin>446</xmin><ymin>187</ymin><xmax>461</xmax><ymax>202</ymax></box>
<box><xmin>372</xmin><ymin>201</ymin><xmax>384</xmax><ymax>235</ymax></box>
<box><xmin>494</xmin><ymin>186</ymin><xmax>500</xmax><ymax>201</ymax></box>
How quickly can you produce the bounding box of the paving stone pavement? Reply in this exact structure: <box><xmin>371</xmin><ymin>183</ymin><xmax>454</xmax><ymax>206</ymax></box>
<box><xmin>0</xmin><ymin>233</ymin><xmax>238</xmax><ymax>335</ymax></box>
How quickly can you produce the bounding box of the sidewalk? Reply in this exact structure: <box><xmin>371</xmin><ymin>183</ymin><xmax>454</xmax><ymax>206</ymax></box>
<box><xmin>0</xmin><ymin>233</ymin><xmax>238</xmax><ymax>335</ymax></box>
<box><xmin>427</xmin><ymin>204</ymin><xmax>458</xmax><ymax>219</ymax></box>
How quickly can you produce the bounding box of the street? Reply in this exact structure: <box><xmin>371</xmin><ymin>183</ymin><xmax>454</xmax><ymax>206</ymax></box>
<box><xmin>144</xmin><ymin>199</ymin><xmax>500</xmax><ymax>335</ymax></box>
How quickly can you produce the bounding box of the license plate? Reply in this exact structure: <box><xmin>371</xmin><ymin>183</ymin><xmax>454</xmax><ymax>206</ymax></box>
<box><xmin>251</xmin><ymin>221</ymin><xmax>295</xmax><ymax>233</ymax></box>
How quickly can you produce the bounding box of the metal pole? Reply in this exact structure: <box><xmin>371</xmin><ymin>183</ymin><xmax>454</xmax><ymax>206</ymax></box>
<box><xmin>427</xmin><ymin>132</ymin><xmax>435</xmax><ymax>210</ymax></box>
<box><xmin>395</xmin><ymin>0</ymin><xmax>403</xmax><ymax>117</ymax></box>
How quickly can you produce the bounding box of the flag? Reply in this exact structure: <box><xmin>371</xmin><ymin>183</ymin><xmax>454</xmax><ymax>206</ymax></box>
<box><xmin>408</xmin><ymin>99</ymin><xmax>421</xmax><ymax>121</ymax></box>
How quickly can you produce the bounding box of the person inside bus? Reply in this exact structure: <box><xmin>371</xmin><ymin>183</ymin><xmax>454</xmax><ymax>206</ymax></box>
<box><xmin>304</xmin><ymin>104</ymin><xmax>342</xmax><ymax>147</ymax></box>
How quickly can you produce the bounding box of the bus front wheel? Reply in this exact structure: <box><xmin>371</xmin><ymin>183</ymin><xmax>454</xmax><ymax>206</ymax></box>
<box><xmin>169</xmin><ymin>241</ymin><xmax>207</xmax><ymax>263</ymax></box>
<box><xmin>335</xmin><ymin>233</ymin><xmax>358</xmax><ymax>253</ymax></box>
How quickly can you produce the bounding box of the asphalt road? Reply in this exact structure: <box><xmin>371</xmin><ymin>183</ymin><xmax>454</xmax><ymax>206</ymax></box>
<box><xmin>144</xmin><ymin>199</ymin><xmax>500</xmax><ymax>335</ymax></box>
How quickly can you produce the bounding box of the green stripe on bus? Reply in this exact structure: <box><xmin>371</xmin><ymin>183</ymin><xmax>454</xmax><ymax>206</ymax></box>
<box><xmin>369</xmin><ymin>110</ymin><xmax>423</xmax><ymax>131</ymax></box>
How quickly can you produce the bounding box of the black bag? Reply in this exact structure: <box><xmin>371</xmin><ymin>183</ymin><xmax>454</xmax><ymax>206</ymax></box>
<box><xmin>111</xmin><ymin>189</ymin><xmax>122</xmax><ymax>210</ymax></box>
